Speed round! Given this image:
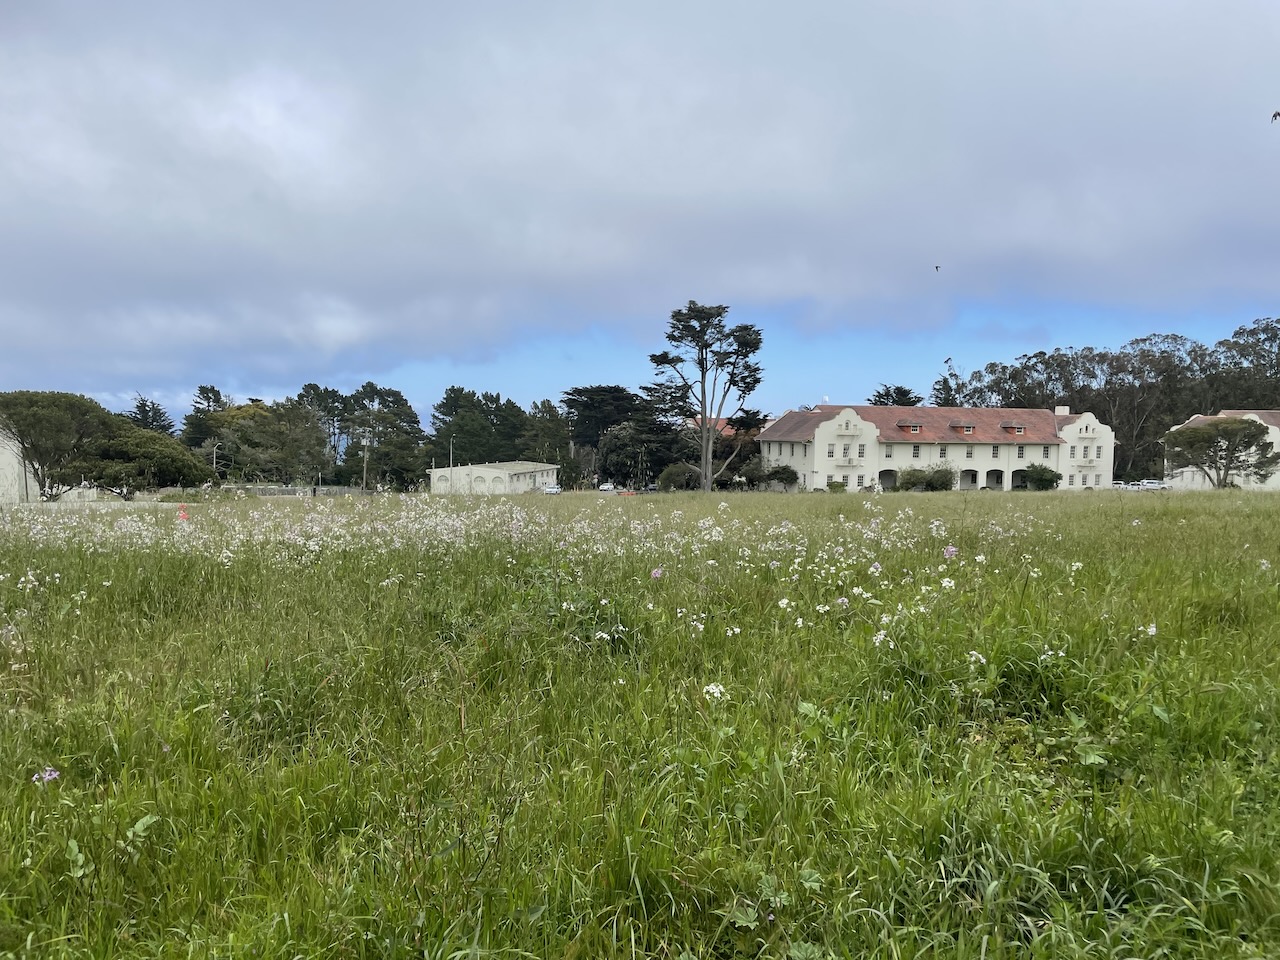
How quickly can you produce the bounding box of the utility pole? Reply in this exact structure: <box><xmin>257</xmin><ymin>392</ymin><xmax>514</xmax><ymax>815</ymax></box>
<box><xmin>361</xmin><ymin>430</ymin><xmax>371</xmax><ymax>490</ymax></box>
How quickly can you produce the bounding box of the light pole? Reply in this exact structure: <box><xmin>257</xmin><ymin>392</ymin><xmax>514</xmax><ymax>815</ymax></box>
<box><xmin>449</xmin><ymin>436</ymin><xmax>454</xmax><ymax>494</ymax></box>
<box><xmin>361</xmin><ymin>430</ymin><xmax>371</xmax><ymax>491</ymax></box>
<box><xmin>211</xmin><ymin>442</ymin><xmax>222</xmax><ymax>479</ymax></box>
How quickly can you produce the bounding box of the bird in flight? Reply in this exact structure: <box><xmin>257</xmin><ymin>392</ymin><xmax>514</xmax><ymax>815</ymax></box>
<box><xmin>1273</xmin><ymin>111</ymin><xmax>1280</xmax><ymax>123</ymax></box>
<box><xmin>935</xmin><ymin>265</ymin><xmax>941</xmax><ymax>272</ymax></box>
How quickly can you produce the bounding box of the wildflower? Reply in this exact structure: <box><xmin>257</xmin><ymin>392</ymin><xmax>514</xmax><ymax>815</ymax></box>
<box><xmin>794</xmin><ymin>617</ymin><xmax>805</xmax><ymax>628</ymax></box>
<box><xmin>943</xmin><ymin>545</ymin><xmax>959</xmax><ymax>559</ymax></box>
<box><xmin>939</xmin><ymin>578</ymin><xmax>955</xmax><ymax>590</ymax></box>
<box><xmin>869</xmin><ymin>562</ymin><xmax>882</xmax><ymax>575</ymax></box>
<box><xmin>1146</xmin><ymin>623</ymin><xmax>1157</xmax><ymax>636</ymax></box>
<box><xmin>836</xmin><ymin>596</ymin><xmax>849</xmax><ymax>607</ymax></box>
<box><xmin>1131</xmin><ymin>519</ymin><xmax>1141</xmax><ymax>526</ymax></box>
<box><xmin>703</xmin><ymin>682</ymin><xmax>727</xmax><ymax>701</ymax></box>
<box><xmin>1261</xmin><ymin>559</ymin><xmax>1272</xmax><ymax>571</ymax></box>
<box><xmin>1070</xmin><ymin>562</ymin><xmax>1084</xmax><ymax>572</ymax></box>
<box><xmin>872</xmin><ymin>630</ymin><xmax>887</xmax><ymax>647</ymax></box>
<box><xmin>651</xmin><ymin>567</ymin><xmax>663</xmax><ymax>579</ymax></box>
<box><xmin>31</xmin><ymin>767</ymin><xmax>59</xmax><ymax>785</ymax></box>
<box><xmin>967</xmin><ymin>650</ymin><xmax>987</xmax><ymax>666</ymax></box>
<box><xmin>974</xmin><ymin>554</ymin><xmax>986</xmax><ymax>564</ymax></box>
<box><xmin>778</xmin><ymin>598</ymin><xmax>791</xmax><ymax>609</ymax></box>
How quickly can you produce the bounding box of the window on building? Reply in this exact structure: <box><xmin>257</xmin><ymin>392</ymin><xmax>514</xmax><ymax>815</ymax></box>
<box><xmin>939</xmin><ymin>445</ymin><xmax>948</xmax><ymax>459</ymax></box>
<box><xmin>910</xmin><ymin>425</ymin><xmax>920</xmax><ymax>434</ymax></box>
<box><xmin>1081</xmin><ymin>474</ymin><xmax>1088</xmax><ymax>487</ymax></box>
<box><xmin>826</xmin><ymin>474</ymin><xmax>833</xmax><ymax>485</ymax></box>
<box><xmin>963</xmin><ymin>426</ymin><xmax>974</xmax><ymax>434</ymax></box>
<box><xmin>1094</xmin><ymin>473</ymin><xmax>1101</xmax><ymax>487</ymax></box>
<box><xmin>1015</xmin><ymin>426</ymin><xmax>1024</xmax><ymax>435</ymax></box>
<box><xmin>1068</xmin><ymin>474</ymin><xmax>1075</xmax><ymax>486</ymax></box>
<box><xmin>1043</xmin><ymin>445</ymin><xmax>1051</xmax><ymax>459</ymax></box>
<box><xmin>857</xmin><ymin>474</ymin><xmax>865</xmax><ymax>488</ymax></box>
<box><xmin>842</xmin><ymin>474</ymin><xmax>849</xmax><ymax>485</ymax></box>
<box><xmin>966</xmin><ymin>446</ymin><xmax>974</xmax><ymax>459</ymax></box>
<box><xmin>912</xmin><ymin>444</ymin><xmax>921</xmax><ymax>458</ymax></box>
<box><xmin>992</xmin><ymin>445</ymin><xmax>1000</xmax><ymax>458</ymax></box>
<box><xmin>842</xmin><ymin>443</ymin><xmax>851</xmax><ymax>457</ymax></box>
<box><xmin>1017</xmin><ymin>445</ymin><xmax>1025</xmax><ymax>459</ymax></box>
<box><xmin>1096</xmin><ymin>445</ymin><xmax>1103</xmax><ymax>458</ymax></box>
<box><xmin>883</xmin><ymin>445</ymin><xmax>893</xmax><ymax>459</ymax></box>
<box><xmin>1069</xmin><ymin>445</ymin><xmax>1076</xmax><ymax>458</ymax></box>
<box><xmin>857</xmin><ymin>443</ymin><xmax>866</xmax><ymax>458</ymax></box>
<box><xmin>827</xmin><ymin>443</ymin><xmax>835</xmax><ymax>458</ymax></box>
<box><xmin>844</xmin><ymin>420</ymin><xmax>850</xmax><ymax>430</ymax></box>
<box><xmin>790</xmin><ymin>443</ymin><xmax>795</xmax><ymax>456</ymax></box>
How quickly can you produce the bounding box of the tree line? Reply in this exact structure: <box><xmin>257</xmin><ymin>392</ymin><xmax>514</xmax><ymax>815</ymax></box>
<box><xmin>0</xmin><ymin>301</ymin><xmax>771</xmax><ymax>497</ymax></box>
<box><xmin>921</xmin><ymin>316</ymin><xmax>1280</xmax><ymax>480</ymax></box>
<box><xmin>7</xmin><ymin>308</ymin><xmax>1278</xmax><ymax>497</ymax></box>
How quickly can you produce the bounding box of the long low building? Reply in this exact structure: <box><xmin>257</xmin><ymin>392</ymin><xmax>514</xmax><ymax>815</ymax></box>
<box><xmin>758</xmin><ymin>404</ymin><xmax>1115</xmax><ymax>491</ymax></box>
<box><xmin>429</xmin><ymin>461</ymin><xmax>559</xmax><ymax>495</ymax></box>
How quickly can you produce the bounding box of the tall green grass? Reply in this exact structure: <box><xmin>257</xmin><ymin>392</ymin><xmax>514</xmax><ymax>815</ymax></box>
<box><xmin>1</xmin><ymin>490</ymin><xmax>1279</xmax><ymax>958</ymax></box>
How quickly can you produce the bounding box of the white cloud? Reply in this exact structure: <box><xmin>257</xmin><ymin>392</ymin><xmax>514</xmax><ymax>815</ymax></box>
<box><xmin>1</xmin><ymin>1</ymin><xmax>1278</xmax><ymax>400</ymax></box>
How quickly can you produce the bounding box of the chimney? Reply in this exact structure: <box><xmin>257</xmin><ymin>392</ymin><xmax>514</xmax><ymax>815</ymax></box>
<box><xmin>1054</xmin><ymin>405</ymin><xmax>1070</xmax><ymax>415</ymax></box>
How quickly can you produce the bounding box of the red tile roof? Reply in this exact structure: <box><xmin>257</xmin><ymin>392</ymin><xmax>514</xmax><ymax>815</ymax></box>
<box><xmin>687</xmin><ymin>417</ymin><xmax>736</xmax><ymax>437</ymax></box>
<box><xmin>759</xmin><ymin>405</ymin><xmax>1067</xmax><ymax>445</ymax></box>
<box><xmin>1218</xmin><ymin>410</ymin><xmax>1280</xmax><ymax>429</ymax></box>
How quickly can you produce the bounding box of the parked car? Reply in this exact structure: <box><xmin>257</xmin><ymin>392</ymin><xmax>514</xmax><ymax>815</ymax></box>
<box><xmin>598</xmin><ymin>483</ymin><xmax>616</xmax><ymax>492</ymax></box>
<box><xmin>542</xmin><ymin>485</ymin><xmax>562</xmax><ymax>495</ymax></box>
<box><xmin>1139</xmin><ymin>479</ymin><xmax>1171</xmax><ymax>490</ymax></box>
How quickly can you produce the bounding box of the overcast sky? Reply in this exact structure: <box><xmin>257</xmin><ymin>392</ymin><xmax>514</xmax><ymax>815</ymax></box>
<box><xmin>3</xmin><ymin>2</ymin><xmax>1279</xmax><ymax>419</ymax></box>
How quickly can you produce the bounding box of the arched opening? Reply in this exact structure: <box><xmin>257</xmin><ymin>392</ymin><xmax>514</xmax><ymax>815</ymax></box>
<box><xmin>984</xmin><ymin>469</ymin><xmax>1004</xmax><ymax>490</ymax></box>
<box><xmin>958</xmin><ymin>469</ymin><xmax>979</xmax><ymax>490</ymax></box>
<box><xmin>1011</xmin><ymin>469</ymin><xmax>1028</xmax><ymax>490</ymax></box>
<box><xmin>878</xmin><ymin>469</ymin><xmax>898</xmax><ymax>491</ymax></box>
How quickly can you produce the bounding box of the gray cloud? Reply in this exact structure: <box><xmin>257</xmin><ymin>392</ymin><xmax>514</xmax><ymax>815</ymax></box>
<box><xmin>2</xmin><ymin>1</ymin><xmax>1278</xmax><ymax>401</ymax></box>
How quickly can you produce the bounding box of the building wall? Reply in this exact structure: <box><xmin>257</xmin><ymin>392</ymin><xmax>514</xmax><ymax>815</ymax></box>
<box><xmin>760</xmin><ymin>407</ymin><xmax>1117</xmax><ymax>491</ymax></box>
<box><xmin>0</xmin><ymin>441</ymin><xmax>35</xmax><ymax>504</ymax></box>
<box><xmin>1055</xmin><ymin>412</ymin><xmax>1117</xmax><ymax>491</ymax></box>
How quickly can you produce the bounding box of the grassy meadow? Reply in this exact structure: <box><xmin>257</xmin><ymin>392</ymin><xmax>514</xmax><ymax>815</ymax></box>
<box><xmin>2</xmin><ymin>490</ymin><xmax>1280</xmax><ymax>958</ymax></box>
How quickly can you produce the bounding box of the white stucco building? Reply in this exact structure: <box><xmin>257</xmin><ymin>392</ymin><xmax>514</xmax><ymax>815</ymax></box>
<box><xmin>1165</xmin><ymin>410</ymin><xmax>1280</xmax><ymax>491</ymax></box>
<box><xmin>0</xmin><ymin>439</ymin><xmax>36</xmax><ymax>504</ymax></box>
<box><xmin>757</xmin><ymin>405</ymin><xmax>1116</xmax><ymax>491</ymax></box>
<box><xmin>429</xmin><ymin>461</ymin><xmax>559</xmax><ymax>495</ymax></box>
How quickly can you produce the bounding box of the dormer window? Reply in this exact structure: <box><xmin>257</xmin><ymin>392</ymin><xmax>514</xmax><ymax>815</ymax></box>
<box><xmin>1015</xmin><ymin>426</ymin><xmax>1024</xmax><ymax>435</ymax></box>
<box><xmin>963</xmin><ymin>426</ymin><xmax>973</xmax><ymax>435</ymax></box>
<box><xmin>910</xmin><ymin>425</ymin><xmax>920</xmax><ymax>434</ymax></box>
